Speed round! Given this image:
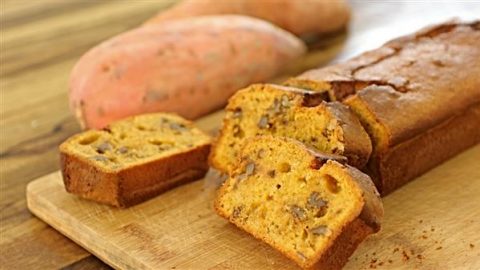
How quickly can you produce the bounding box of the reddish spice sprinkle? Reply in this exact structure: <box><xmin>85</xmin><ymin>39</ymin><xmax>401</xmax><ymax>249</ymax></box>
<box><xmin>388</xmin><ymin>259</ymin><xmax>393</xmax><ymax>264</ymax></box>
<box><xmin>402</xmin><ymin>250</ymin><xmax>410</xmax><ymax>261</ymax></box>
<box><xmin>393</xmin><ymin>247</ymin><xmax>400</xmax><ymax>253</ymax></box>
<box><xmin>436</xmin><ymin>246</ymin><xmax>443</xmax><ymax>250</ymax></box>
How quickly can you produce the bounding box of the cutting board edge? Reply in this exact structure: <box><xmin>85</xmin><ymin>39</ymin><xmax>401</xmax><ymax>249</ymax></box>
<box><xmin>26</xmin><ymin>175</ymin><xmax>146</xmax><ymax>270</ymax></box>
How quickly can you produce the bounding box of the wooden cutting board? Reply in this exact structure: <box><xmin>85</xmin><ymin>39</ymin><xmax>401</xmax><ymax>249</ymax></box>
<box><xmin>26</xmin><ymin>110</ymin><xmax>480</xmax><ymax>270</ymax></box>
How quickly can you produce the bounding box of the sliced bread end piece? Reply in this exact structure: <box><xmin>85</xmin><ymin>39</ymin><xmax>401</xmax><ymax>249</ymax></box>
<box><xmin>215</xmin><ymin>136</ymin><xmax>383</xmax><ymax>269</ymax></box>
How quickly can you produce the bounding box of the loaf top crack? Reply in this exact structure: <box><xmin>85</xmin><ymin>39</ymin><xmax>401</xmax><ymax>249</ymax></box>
<box><xmin>286</xmin><ymin>21</ymin><xmax>480</xmax><ymax>150</ymax></box>
<box><xmin>60</xmin><ymin>113</ymin><xmax>211</xmax><ymax>172</ymax></box>
<box><xmin>209</xmin><ymin>84</ymin><xmax>372</xmax><ymax>173</ymax></box>
<box><xmin>215</xmin><ymin>136</ymin><xmax>383</xmax><ymax>269</ymax></box>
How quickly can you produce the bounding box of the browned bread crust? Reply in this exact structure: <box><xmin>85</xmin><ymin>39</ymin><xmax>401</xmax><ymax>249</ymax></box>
<box><xmin>309</xmin><ymin>218</ymin><xmax>373</xmax><ymax>270</ymax></box>
<box><xmin>325</xmin><ymin>101</ymin><xmax>372</xmax><ymax>169</ymax></box>
<box><xmin>60</xmin><ymin>113</ymin><xmax>211</xmax><ymax>207</ymax></box>
<box><xmin>285</xmin><ymin>20</ymin><xmax>480</xmax><ymax>195</ymax></box>
<box><xmin>61</xmin><ymin>145</ymin><xmax>210</xmax><ymax>207</ymax></box>
<box><xmin>215</xmin><ymin>136</ymin><xmax>383</xmax><ymax>269</ymax></box>
<box><xmin>285</xmin><ymin>20</ymin><xmax>480</xmax><ymax>102</ymax></box>
<box><xmin>360</xmin><ymin>101</ymin><xmax>480</xmax><ymax>194</ymax></box>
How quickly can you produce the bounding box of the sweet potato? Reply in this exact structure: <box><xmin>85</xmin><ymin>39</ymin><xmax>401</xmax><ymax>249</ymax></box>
<box><xmin>69</xmin><ymin>15</ymin><xmax>306</xmax><ymax>129</ymax></box>
<box><xmin>145</xmin><ymin>0</ymin><xmax>351</xmax><ymax>37</ymax></box>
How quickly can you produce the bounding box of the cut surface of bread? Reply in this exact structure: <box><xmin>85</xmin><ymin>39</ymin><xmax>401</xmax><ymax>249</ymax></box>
<box><xmin>210</xmin><ymin>84</ymin><xmax>372</xmax><ymax>173</ymax></box>
<box><xmin>215</xmin><ymin>136</ymin><xmax>383</xmax><ymax>269</ymax></box>
<box><xmin>60</xmin><ymin>113</ymin><xmax>211</xmax><ymax>207</ymax></box>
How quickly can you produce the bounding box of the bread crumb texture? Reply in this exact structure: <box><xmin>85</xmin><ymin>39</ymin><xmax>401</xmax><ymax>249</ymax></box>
<box><xmin>211</xmin><ymin>84</ymin><xmax>347</xmax><ymax>173</ymax></box>
<box><xmin>216</xmin><ymin>136</ymin><xmax>370</xmax><ymax>268</ymax></box>
<box><xmin>61</xmin><ymin>113</ymin><xmax>211</xmax><ymax>171</ymax></box>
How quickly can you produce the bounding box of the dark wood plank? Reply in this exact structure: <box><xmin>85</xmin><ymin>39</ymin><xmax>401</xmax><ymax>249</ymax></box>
<box><xmin>1</xmin><ymin>1</ymin><xmax>176</xmax><ymax>269</ymax></box>
<box><xmin>1</xmin><ymin>1</ymin><xmax>174</xmax><ymax>77</ymax></box>
<box><xmin>1</xmin><ymin>0</ymin><xmax>104</xmax><ymax>29</ymax></box>
<box><xmin>61</xmin><ymin>256</ymin><xmax>113</xmax><ymax>270</ymax></box>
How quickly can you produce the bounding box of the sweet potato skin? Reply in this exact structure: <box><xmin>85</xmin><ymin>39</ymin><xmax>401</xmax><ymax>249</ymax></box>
<box><xmin>69</xmin><ymin>15</ymin><xmax>306</xmax><ymax>129</ymax></box>
<box><xmin>145</xmin><ymin>0</ymin><xmax>351</xmax><ymax>36</ymax></box>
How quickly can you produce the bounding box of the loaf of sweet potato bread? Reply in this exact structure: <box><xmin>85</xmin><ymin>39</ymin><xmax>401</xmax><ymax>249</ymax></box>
<box><xmin>210</xmin><ymin>84</ymin><xmax>372</xmax><ymax>173</ymax></box>
<box><xmin>215</xmin><ymin>136</ymin><xmax>383</xmax><ymax>270</ymax></box>
<box><xmin>60</xmin><ymin>113</ymin><xmax>211</xmax><ymax>207</ymax></box>
<box><xmin>285</xmin><ymin>20</ymin><xmax>480</xmax><ymax>195</ymax></box>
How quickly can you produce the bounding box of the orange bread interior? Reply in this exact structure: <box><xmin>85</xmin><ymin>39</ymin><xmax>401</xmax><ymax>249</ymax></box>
<box><xmin>60</xmin><ymin>113</ymin><xmax>211</xmax><ymax>171</ymax></box>
<box><xmin>215</xmin><ymin>136</ymin><xmax>383</xmax><ymax>269</ymax></box>
<box><xmin>210</xmin><ymin>84</ymin><xmax>371</xmax><ymax>173</ymax></box>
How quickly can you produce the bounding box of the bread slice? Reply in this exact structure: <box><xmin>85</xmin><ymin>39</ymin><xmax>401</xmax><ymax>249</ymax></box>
<box><xmin>209</xmin><ymin>84</ymin><xmax>372</xmax><ymax>173</ymax></box>
<box><xmin>60</xmin><ymin>113</ymin><xmax>211</xmax><ymax>207</ymax></box>
<box><xmin>215</xmin><ymin>136</ymin><xmax>383</xmax><ymax>269</ymax></box>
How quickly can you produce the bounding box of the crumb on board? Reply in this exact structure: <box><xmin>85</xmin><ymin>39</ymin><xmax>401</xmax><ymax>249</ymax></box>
<box><xmin>369</xmin><ymin>258</ymin><xmax>380</xmax><ymax>269</ymax></box>
<box><xmin>369</xmin><ymin>257</ymin><xmax>388</xmax><ymax>268</ymax></box>
<box><xmin>366</xmin><ymin>242</ymin><xmax>434</xmax><ymax>268</ymax></box>
<box><xmin>470</xmin><ymin>243</ymin><xmax>475</xmax><ymax>249</ymax></box>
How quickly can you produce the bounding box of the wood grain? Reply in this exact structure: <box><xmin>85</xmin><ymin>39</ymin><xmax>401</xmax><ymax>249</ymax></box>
<box><xmin>1</xmin><ymin>1</ymin><xmax>174</xmax><ymax>269</ymax></box>
<box><xmin>2</xmin><ymin>1</ymin><xmax>480</xmax><ymax>269</ymax></box>
<box><xmin>26</xmin><ymin>145</ymin><xmax>480</xmax><ymax>270</ymax></box>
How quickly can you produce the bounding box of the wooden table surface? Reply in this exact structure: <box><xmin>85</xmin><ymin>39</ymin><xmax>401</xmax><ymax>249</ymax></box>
<box><xmin>1</xmin><ymin>1</ymin><xmax>479</xmax><ymax>269</ymax></box>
